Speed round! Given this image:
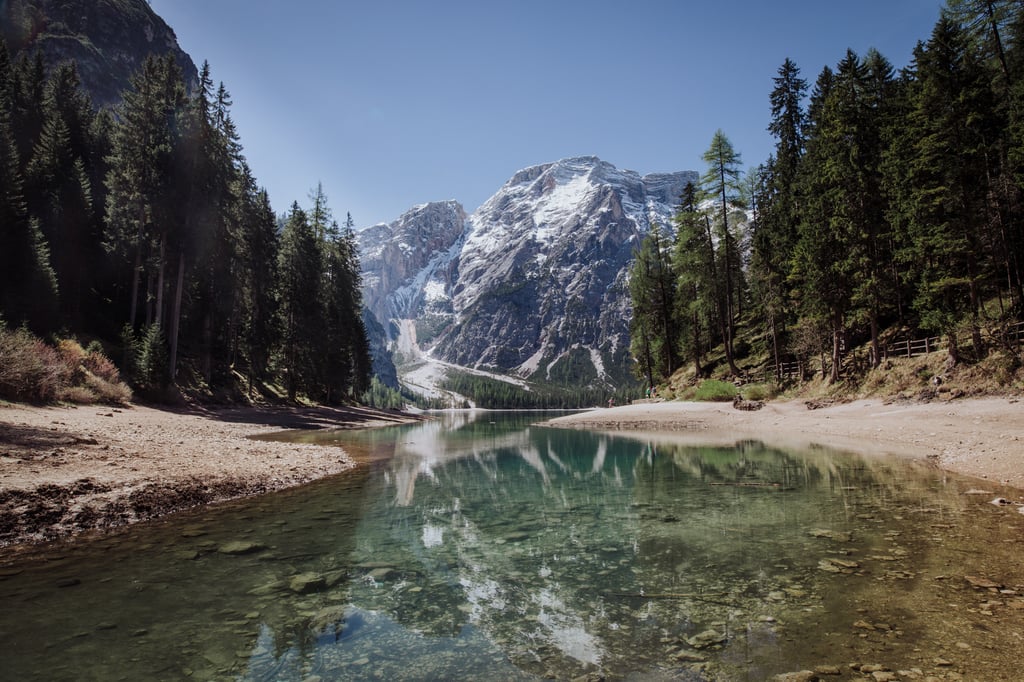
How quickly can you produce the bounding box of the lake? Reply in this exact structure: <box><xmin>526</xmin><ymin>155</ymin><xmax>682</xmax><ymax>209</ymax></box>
<box><xmin>1</xmin><ymin>410</ymin><xmax>1022</xmax><ymax>681</ymax></box>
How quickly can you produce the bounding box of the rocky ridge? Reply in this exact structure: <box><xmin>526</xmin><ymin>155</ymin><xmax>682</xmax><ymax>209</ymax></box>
<box><xmin>2</xmin><ymin>0</ymin><xmax>198</xmax><ymax>108</ymax></box>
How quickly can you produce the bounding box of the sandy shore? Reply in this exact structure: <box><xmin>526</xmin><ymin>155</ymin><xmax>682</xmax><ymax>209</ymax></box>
<box><xmin>4</xmin><ymin>396</ymin><xmax>1022</xmax><ymax>551</ymax></box>
<box><xmin>0</xmin><ymin>402</ymin><xmax>418</xmax><ymax>549</ymax></box>
<box><xmin>547</xmin><ymin>396</ymin><xmax>1024</xmax><ymax>490</ymax></box>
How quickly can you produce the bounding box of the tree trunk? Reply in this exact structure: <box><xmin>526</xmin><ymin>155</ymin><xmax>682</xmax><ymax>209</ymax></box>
<box><xmin>719</xmin><ymin>300</ymin><xmax>741</xmax><ymax>376</ymax></box>
<box><xmin>129</xmin><ymin>206</ymin><xmax>145</xmax><ymax>327</ymax></box>
<box><xmin>968</xmin><ymin>268</ymin><xmax>984</xmax><ymax>358</ymax></box>
<box><xmin>869</xmin><ymin>310</ymin><xmax>880</xmax><ymax>369</ymax></box>
<box><xmin>946</xmin><ymin>331</ymin><xmax>960</xmax><ymax>370</ymax></box>
<box><xmin>168</xmin><ymin>251</ymin><xmax>185</xmax><ymax>383</ymax></box>
<box><xmin>155</xmin><ymin>234</ymin><xmax>166</xmax><ymax>329</ymax></box>
<box><xmin>145</xmin><ymin>270</ymin><xmax>154</xmax><ymax>327</ymax></box>
<box><xmin>984</xmin><ymin>0</ymin><xmax>1011</xmax><ymax>89</ymax></box>
<box><xmin>692</xmin><ymin>310</ymin><xmax>703</xmax><ymax>378</ymax></box>
<box><xmin>719</xmin><ymin>168</ymin><xmax>738</xmax><ymax>367</ymax></box>
<box><xmin>770</xmin><ymin>312</ymin><xmax>781</xmax><ymax>382</ymax></box>
<box><xmin>830</xmin><ymin>309</ymin><xmax>842</xmax><ymax>384</ymax></box>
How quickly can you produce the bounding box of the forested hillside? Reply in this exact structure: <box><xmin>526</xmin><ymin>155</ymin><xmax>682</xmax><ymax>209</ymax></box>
<box><xmin>0</xmin><ymin>42</ymin><xmax>371</xmax><ymax>403</ymax></box>
<box><xmin>631</xmin><ymin>1</ymin><xmax>1024</xmax><ymax>393</ymax></box>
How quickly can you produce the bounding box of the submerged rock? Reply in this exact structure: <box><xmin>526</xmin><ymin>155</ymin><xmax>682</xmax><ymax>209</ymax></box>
<box><xmin>773</xmin><ymin>672</ymin><xmax>816</xmax><ymax>682</ymax></box>
<box><xmin>366</xmin><ymin>567</ymin><xmax>394</xmax><ymax>581</ymax></box>
<box><xmin>289</xmin><ymin>572</ymin><xmax>326</xmax><ymax>594</ymax></box>
<box><xmin>674</xmin><ymin>650</ymin><xmax>707</xmax><ymax>662</ymax></box>
<box><xmin>308</xmin><ymin>605</ymin><xmax>347</xmax><ymax>633</ymax></box>
<box><xmin>964</xmin><ymin>575</ymin><xmax>1003</xmax><ymax>590</ymax></box>
<box><xmin>810</xmin><ymin>529</ymin><xmax>853</xmax><ymax>542</ymax></box>
<box><xmin>218</xmin><ymin>541</ymin><xmax>267</xmax><ymax>555</ymax></box>
<box><xmin>686</xmin><ymin>629</ymin><xmax>726</xmax><ymax>649</ymax></box>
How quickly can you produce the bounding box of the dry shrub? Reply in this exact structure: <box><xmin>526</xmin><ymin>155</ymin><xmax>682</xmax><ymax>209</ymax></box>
<box><xmin>83</xmin><ymin>348</ymin><xmax>122</xmax><ymax>384</ymax></box>
<box><xmin>84</xmin><ymin>372</ymin><xmax>132</xmax><ymax>405</ymax></box>
<box><xmin>0</xmin><ymin>325</ymin><xmax>132</xmax><ymax>404</ymax></box>
<box><xmin>60</xmin><ymin>385</ymin><xmax>98</xmax><ymax>404</ymax></box>
<box><xmin>0</xmin><ymin>327</ymin><xmax>69</xmax><ymax>402</ymax></box>
<box><xmin>57</xmin><ymin>338</ymin><xmax>87</xmax><ymax>367</ymax></box>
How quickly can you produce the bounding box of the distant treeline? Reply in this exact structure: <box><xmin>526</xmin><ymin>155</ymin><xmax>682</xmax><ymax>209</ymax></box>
<box><xmin>632</xmin><ymin>3</ymin><xmax>1024</xmax><ymax>386</ymax></box>
<box><xmin>440</xmin><ymin>372</ymin><xmax>641</xmax><ymax>409</ymax></box>
<box><xmin>0</xmin><ymin>44</ymin><xmax>370</xmax><ymax>402</ymax></box>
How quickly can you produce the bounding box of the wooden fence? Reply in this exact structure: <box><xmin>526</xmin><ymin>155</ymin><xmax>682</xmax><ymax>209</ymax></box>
<box><xmin>763</xmin><ymin>360</ymin><xmax>802</xmax><ymax>381</ymax></box>
<box><xmin>883</xmin><ymin>336</ymin><xmax>945</xmax><ymax>359</ymax></box>
<box><xmin>759</xmin><ymin>321</ymin><xmax>1024</xmax><ymax>383</ymax></box>
<box><xmin>996</xmin><ymin>321</ymin><xmax>1024</xmax><ymax>350</ymax></box>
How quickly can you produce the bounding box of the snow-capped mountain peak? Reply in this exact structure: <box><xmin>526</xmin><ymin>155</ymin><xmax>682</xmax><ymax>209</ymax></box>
<box><xmin>358</xmin><ymin>156</ymin><xmax>697</xmax><ymax>393</ymax></box>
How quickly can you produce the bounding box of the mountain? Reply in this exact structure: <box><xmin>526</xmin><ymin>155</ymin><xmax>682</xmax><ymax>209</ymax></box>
<box><xmin>1</xmin><ymin>0</ymin><xmax>198</xmax><ymax>108</ymax></box>
<box><xmin>358</xmin><ymin>156</ymin><xmax>696</xmax><ymax>395</ymax></box>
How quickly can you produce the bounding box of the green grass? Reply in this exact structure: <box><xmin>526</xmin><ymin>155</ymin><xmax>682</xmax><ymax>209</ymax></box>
<box><xmin>693</xmin><ymin>379</ymin><xmax>738</xmax><ymax>402</ymax></box>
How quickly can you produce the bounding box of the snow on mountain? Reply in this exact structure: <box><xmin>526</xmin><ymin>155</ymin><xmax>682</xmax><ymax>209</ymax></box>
<box><xmin>358</xmin><ymin>156</ymin><xmax>697</xmax><ymax>395</ymax></box>
<box><xmin>358</xmin><ymin>200</ymin><xmax>467</xmax><ymax>327</ymax></box>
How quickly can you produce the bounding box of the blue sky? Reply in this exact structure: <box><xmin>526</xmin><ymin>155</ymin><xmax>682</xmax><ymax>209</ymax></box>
<box><xmin>149</xmin><ymin>0</ymin><xmax>946</xmax><ymax>227</ymax></box>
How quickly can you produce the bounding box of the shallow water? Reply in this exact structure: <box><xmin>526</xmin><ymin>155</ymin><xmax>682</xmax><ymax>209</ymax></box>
<box><xmin>1</xmin><ymin>411</ymin><xmax>1023</xmax><ymax>681</ymax></box>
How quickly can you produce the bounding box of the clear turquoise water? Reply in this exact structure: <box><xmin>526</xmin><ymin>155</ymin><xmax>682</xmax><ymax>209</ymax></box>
<box><xmin>1</xmin><ymin>411</ymin><xmax>1022</xmax><ymax>681</ymax></box>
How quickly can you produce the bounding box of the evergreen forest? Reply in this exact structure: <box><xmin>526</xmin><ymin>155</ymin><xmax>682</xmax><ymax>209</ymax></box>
<box><xmin>0</xmin><ymin>45</ymin><xmax>371</xmax><ymax>403</ymax></box>
<box><xmin>5</xmin><ymin>1</ymin><xmax>1024</xmax><ymax>408</ymax></box>
<box><xmin>630</xmin><ymin>2</ymin><xmax>1024</xmax><ymax>392</ymax></box>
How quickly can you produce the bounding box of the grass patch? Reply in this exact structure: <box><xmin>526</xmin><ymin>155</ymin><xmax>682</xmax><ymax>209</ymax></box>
<box><xmin>693</xmin><ymin>379</ymin><xmax>738</xmax><ymax>402</ymax></box>
<box><xmin>741</xmin><ymin>383</ymin><xmax>776</xmax><ymax>401</ymax></box>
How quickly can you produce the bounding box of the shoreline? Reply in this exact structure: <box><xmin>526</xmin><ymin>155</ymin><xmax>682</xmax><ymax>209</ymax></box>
<box><xmin>546</xmin><ymin>396</ymin><xmax>1024</xmax><ymax>491</ymax></box>
<box><xmin>3</xmin><ymin>395</ymin><xmax>1022</xmax><ymax>554</ymax></box>
<box><xmin>0</xmin><ymin>402</ymin><xmax>419</xmax><ymax>553</ymax></box>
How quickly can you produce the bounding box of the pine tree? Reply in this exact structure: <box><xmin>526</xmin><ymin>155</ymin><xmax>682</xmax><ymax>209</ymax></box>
<box><xmin>10</xmin><ymin>50</ymin><xmax>44</xmax><ymax>174</ymax></box>
<box><xmin>0</xmin><ymin>40</ymin><xmax>58</xmax><ymax>332</ymax></box>
<box><xmin>104</xmin><ymin>55</ymin><xmax>186</xmax><ymax>332</ymax></box>
<box><xmin>699</xmin><ymin>130</ymin><xmax>745</xmax><ymax>375</ymax></box>
<box><xmin>24</xmin><ymin>62</ymin><xmax>97</xmax><ymax>330</ymax></box>
<box><xmin>672</xmin><ymin>182</ymin><xmax>714</xmax><ymax>377</ymax></box>
<box><xmin>753</xmin><ymin>58</ymin><xmax>807</xmax><ymax>376</ymax></box>
<box><xmin>629</xmin><ymin>224</ymin><xmax>678</xmax><ymax>384</ymax></box>
<box><xmin>945</xmin><ymin>0</ymin><xmax>1018</xmax><ymax>89</ymax></box>
<box><xmin>179</xmin><ymin>66</ymin><xmax>242</xmax><ymax>384</ymax></box>
<box><xmin>792</xmin><ymin>66</ymin><xmax>842</xmax><ymax>379</ymax></box>
<box><xmin>277</xmin><ymin>202</ymin><xmax>324</xmax><ymax>400</ymax></box>
<box><xmin>790</xmin><ymin>51</ymin><xmax>896</xmax><ymax>381</ymax></box>
<box><xmin>900</xmin><ymin>17</ymin><xmax>997</xmax><ymax>364</ymax></box>
<box><xmin>238</xmin><ymin>174</ymin><xmax>279</xmax><ymax>396</ymax></box>
<box><xmin>852</xmin><ymin>49</ymin><xmax>898</xmax><ymax>368</ymax></box>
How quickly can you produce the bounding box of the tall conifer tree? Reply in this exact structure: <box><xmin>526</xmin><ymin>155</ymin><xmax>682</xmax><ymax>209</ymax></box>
<box><xmin>901</xmin><ymin>18</ymin><xmax>996</xmax><ymax>364</ymax></box>
<box><xmin>278</xmin><ymin>202</ymin><xmax>324</xmax><ymax>400</ymax></box>
<box><xmin>699</xmin><ymin>130</ymin><xmax>745</xmax><ymax>375</ymax></box>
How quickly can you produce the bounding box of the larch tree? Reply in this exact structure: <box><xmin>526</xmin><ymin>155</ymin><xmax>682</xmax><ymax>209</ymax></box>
<box><xmin>699</xmin><ymin>129</ymin><xmax>745</xmax><ymax>375</ymax></box>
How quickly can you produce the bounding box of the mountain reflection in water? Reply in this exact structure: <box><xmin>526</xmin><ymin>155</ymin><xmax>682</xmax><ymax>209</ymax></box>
<box><xmin>2</xmin><ymin>410</ymin><xmax>1023</xmax><ymax>681</ymax></box>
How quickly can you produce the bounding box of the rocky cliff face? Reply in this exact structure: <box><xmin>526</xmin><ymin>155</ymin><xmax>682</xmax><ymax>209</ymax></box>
<box><xmin>359</xmin><ymin>200</ymin><xmax>468</xmax><ymax>333</ymax></box>
<box><xmin>2</xmin><ymin>0</ymin><xmax>198</xmax><ymax>108</ymax></box>
<box><xmin>359</xmin><ymin>157</ymin><xmax>696</xmax><ymax>390</ymax></box>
